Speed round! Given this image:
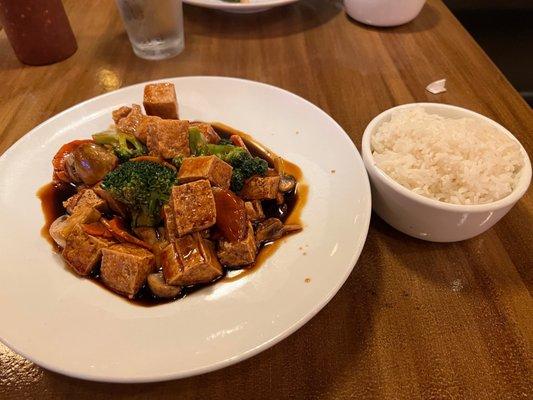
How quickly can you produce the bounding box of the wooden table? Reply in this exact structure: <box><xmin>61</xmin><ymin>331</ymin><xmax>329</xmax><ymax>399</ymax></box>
<box><xmin>1</xmin><ymin>0</ymin><xmax>531</xmax><ymax>398</ymax></box>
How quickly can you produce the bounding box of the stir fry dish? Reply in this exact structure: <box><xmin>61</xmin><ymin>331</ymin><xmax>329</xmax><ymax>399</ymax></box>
<box><xmin>40</xmin><ymin>82</ymin><xmax>303</xmax><ymax>304</ymax></box>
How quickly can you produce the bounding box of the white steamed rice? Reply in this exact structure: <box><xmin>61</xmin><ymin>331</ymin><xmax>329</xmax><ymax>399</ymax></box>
<box><xmin>371</xmin><ymin>107</ymin><xmax>524</xmax><ymax>205</ymax></box>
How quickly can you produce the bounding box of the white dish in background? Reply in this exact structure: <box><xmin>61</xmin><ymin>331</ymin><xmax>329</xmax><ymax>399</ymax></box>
<box><xmin>183</xmin><ymin>0</ymin><xmax>298</xmax><ymax>13</ymax></box>
<box><xmin>0</xmin><ymin>76</ymin><xmax>371</xmax><ymax>382</ymax></box>
<box><xmin>362</xmin><ymin>103</ymin><xmax>531</xmax><ymax>243</ymax></box>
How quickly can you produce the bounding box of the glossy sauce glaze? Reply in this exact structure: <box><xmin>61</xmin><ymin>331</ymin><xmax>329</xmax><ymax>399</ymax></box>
<box><xmin>37</xmin><ymin>181</ymin><xmax>76</xmax><ymax>252</ymax></box>
<box><xmin>212</xmin><ymin>123</ymin><xmax>308</xmax><ymax>283</ymax></box>
<box><xmin>37</xmin><ymin>123</ymin><xmax>307</xmax><ymax>305</ymax></box>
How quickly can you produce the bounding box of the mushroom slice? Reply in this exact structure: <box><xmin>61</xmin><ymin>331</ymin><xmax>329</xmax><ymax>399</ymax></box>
<box><xmin>276</xmin><ymin>192</ymin><xmax>285</xmax><ymax>205</ymax></box>
<box><xmin>133</xmin><ymin>227</ymin><xmax>159</xmax><ymax>245</ymax></box>
<box><xmin>255</xmin><ymin>218</ymin><xmax>303</xmax><ymax>245</ymax></box>
<box><xmin>49</xmin><ymin>215</ymin><xmax>70</xmax><ymax>248</ymax></box>
<box><xmin>72</xmin><ymin>143</ymin><xmax>118</xmax><ymax>185</ymax></box>
<box><xmin>147</xmin><ymin>272</ymin><xmax>181</xmax><ymax>298</ymax></box>
<box><xmin>64</xmin><ymin>152</ymin><xmax>82</xmax><ymax>183</ymax></box>
<box><xmin>282</xmin><ymin>224</ymin><xmax>303</xmax><ymax>234</ymax></box>
<box><xmin>254</xmin><ymin>218</ymin><xmax>285</xmax><ymax>245</ymax></box>
<box><xmin>278</xmin><ymin>174</ymin><xmax>296</xmax><ymax>193</ymax></box>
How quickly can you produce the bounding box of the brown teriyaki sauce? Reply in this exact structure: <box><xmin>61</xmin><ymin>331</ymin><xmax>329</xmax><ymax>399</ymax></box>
<box><xmin>37</xmin><ymin>123</ymin><xmax>307</xmax><ymax>306</ymax></box>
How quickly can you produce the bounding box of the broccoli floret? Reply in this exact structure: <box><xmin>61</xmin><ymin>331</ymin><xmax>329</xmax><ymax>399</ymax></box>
<box><xmin>171</xmin><ymin>155</ymin><xmax>184</xmax><ymax>169</ymax></box>
<box><xmin>218</xmin><ymin>138</ymin><xmax>233</xmax><ymax>146</ymax></box>
<box><xmin>93</xmin><ymin>130</ymin><xmax>146</xmax><ymax>162</ymax></box>
<box><xmin>206</xmin><ymin>144</ymin><xmax>248</xmax><ymax>165</ymax></box>
<box><xmin>230</xmin><ymin>169</ymin><xmax>245</xmax><ymax>192</ymax></box>
<box><xmin>102</xmin><ymin>160</ymin><xmax>177</xmax><ymax>227</ymax></box>
<box><xmin>240</xmin><ymin>156</ymin><xmax>268</xmax><ymax>177</ymax></box>
<box><xmin>188</xmin><ymin>127</ymin><xmax>208</xmax><ymax>156</ymax></box>
<box><xmin>186</xmin><ymin>129</ymin><xmax>268</xmax><ymax>192</ymax></box>
<box><xmin>204</xmin><ymin>143</ymin><xmax>268</xmax><ymax>191</ymax></box>
<box><xmin>229</xmin><ymin>156</ymin><xmax>268</xmax><ymax>191</ymax></box>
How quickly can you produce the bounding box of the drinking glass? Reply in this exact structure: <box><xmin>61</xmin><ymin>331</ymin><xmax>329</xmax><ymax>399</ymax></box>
<box><xmin>115</xmin><ymin>0</ymin><xmax>185</xmax><ymax>60</ymax></box>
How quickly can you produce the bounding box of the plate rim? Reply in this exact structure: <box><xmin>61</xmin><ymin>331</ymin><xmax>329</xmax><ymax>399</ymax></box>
<box><xmin>182</xmin><ymin>0</ymin><xmax>299</xmax><ymax>11</ymax></box>
<box><xmin>0</xmin><ymin>76</ymin><xmax>371</xmax><ymax>383</ymax></box>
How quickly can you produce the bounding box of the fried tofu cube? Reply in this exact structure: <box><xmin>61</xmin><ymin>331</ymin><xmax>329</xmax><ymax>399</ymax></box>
<box><xmin>134</xmin><ymin>115</ymin><xmax>161</xmax><ymax>143</ymax></box>
<box><xmin>63</xmin><ymin>189</ymin><xmax>107</xmax><ymax>214</ymax></box>
<box><xmin>101</xmin><ymin>244</ymin><xmax>155</xmax><ymax>298</ymax></box>
<box><xmin>93</xmin><ymin>184</ymin><xmax>128</xmax><ymax>217</ymax></box>
<box><xmin>178</xmin><ymin>155</ymin><xmax>233</xmax><ymax>189</ymax></box>
<box><xmin>116</xmin><ymin>104</ymin><xmax>144</xmax><ymax>135</ymax></box>
<box><xmin>171</xmin><ymin>180</ymin><xmax>216</xmax><ymax>236</ymax></box>
<box><xmin>57</xmin><ymin>206</ymin><xmax>101</xmax><ymax>241</ymax></box>
<box><xmin>49</xmin><ymin>206</ymin><xmax>101</xmax><ymax>249</ymax></box>
<box><xmin>62</xmin><ymin>192</ymin><xmax>83</xmax><ymax>214</ymax></box>
<box><xmin>244</xmin><ymin>200</ymin><xmax>265</xmax><ymax>222</ymax></box>
<box><xmin>147</xmin><ymin>119</ymin><xmax>190</xmax><ymax>159</ymax></box>
<box><xmin>162</xmin><ymin>204</ymin><xmax>178</xmax><ymax>242</ymax></box>
<box><xmin>62</xmin><ymin>225</ymin><xmax>114</xmax><ymax>275</ymax></box>
<box><xmin>114</xmin><ymin>104</ymin><xmax>161</xmax><ymax>143</ymax></box>
<box><xmin>143</xmin><ymin>83</ymin><xmax>179</xmax><ymax>119</ymax></box>
<box><xmin>217</xmin><ymin>222</ymin><xmax>257</xmax><ymax>267</ymax></box>
<box><xmin>161</xmin><ymin>233</ymin><xmax>223</xmax><ymax>286</ymax></box>
<box><xmin>190</xmin><ymin>122</ymin><xmax>220</xmax><ymax>144</ymax></box>
<box><xmin>240</xmin><ymin>171</ymin><xmax>280</xmax><ymax>200</ymax></box>
<box><xmin>161</xmin><ymin>244</ymin><xmax>180</xmax><ymax>285</ymax></box>
<box><xmin>112</xmin><ymin>106</ymin><xmax>132</xmax><ymax>124</ymax></box>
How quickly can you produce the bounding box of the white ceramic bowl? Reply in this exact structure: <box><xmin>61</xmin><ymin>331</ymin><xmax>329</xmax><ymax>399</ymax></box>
<box><xmin>362</xmin><ymin>103</ymin><xmax>532</xmax><ymax>242</ymax></box>
<box><xmin>344</xmin><ymin>0</ymin><xmax>426</xmax><ymax>27</ymax></box>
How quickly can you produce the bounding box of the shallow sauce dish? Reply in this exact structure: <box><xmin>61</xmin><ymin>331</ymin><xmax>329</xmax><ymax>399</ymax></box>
<box><xmin>362</xmin><ymin>102</ymin><xmax>531</xmax><ymax>242</ymax></box>
<box><xmin>0</xmin><ymin>77</ymin><xmax>371</xmax><ymax>382</ymax></box>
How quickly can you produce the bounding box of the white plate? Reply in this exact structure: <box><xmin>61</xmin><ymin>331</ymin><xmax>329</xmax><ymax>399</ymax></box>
<box><xmin>0</xmin><ymin>76</ymin><xmax>371</xmax><ymax>382</ymax></box>
<box><xmin>183</xmin><ymin>0</ymin><xmax>299</xmax><ymax>13</ymax></box>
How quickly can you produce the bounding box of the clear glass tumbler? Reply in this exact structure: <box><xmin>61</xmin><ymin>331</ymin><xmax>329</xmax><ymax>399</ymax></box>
<box><xmin>115</xmin><ymin>0</ymin><xmax>184</xmax><ymax>60</ymax></box>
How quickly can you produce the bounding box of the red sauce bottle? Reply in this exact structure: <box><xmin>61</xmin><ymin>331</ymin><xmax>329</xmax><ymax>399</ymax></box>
<box><xmin>0</xmin><ymin>0</ymin><xmax>77</xmax><ymax>65</ymax></box>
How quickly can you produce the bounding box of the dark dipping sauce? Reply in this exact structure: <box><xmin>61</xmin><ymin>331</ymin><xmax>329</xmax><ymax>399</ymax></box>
<box><xmin>37</xmin><ymin>123</ymin><xmax>307</xmax><ymax>306</ymax></box>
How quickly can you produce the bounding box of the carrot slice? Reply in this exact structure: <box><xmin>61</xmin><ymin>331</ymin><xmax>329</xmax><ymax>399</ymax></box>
<box><xmin>230</xmin><ymin>135</ymin><xmax>248</xmax><ymax>151</ymax></box>
<box><xmin>52</xmin><ymin>139</ymin><xmax>93</xmax><ymax>182</ymax></box>
<box><xmin>101</xmin><ymin>217</ymin><xmax>152</xmax><ymax>250</ymax></box>
<box><xmin>212</xmin><ymin>188</ymin><xmax>247</xmax><ymax>242</ymax></box>
<box><xmin>81</xmin><ymin>222</ymin><xmax>113</xmax><ymax>238</ymax></box>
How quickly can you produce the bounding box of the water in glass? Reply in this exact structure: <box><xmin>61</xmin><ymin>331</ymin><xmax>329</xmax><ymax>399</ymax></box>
<box><xmin>115</xmin><ymin>0</ymin><xmax>184</xmax><ymax>60</ymax></box>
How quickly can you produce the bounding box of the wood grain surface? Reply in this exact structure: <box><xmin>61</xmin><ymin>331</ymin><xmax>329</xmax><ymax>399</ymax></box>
<box><xmin>0</xmin><ymin>0</ymin><xmax>531</xmax><ymax>399</ymax></box>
